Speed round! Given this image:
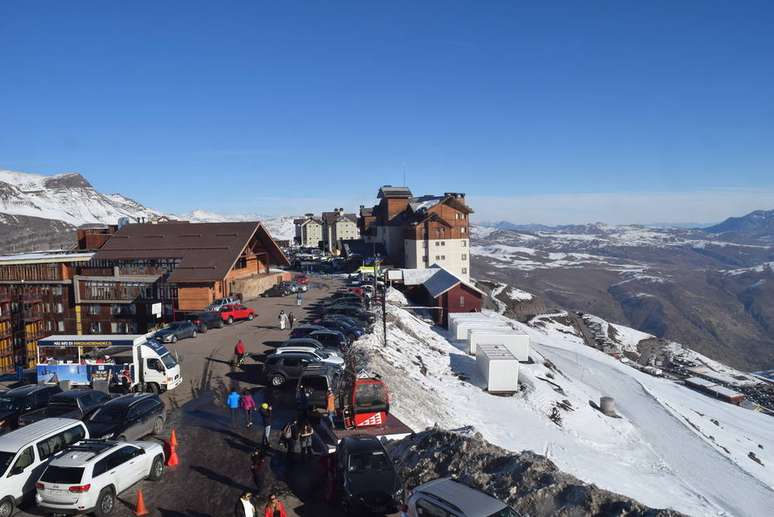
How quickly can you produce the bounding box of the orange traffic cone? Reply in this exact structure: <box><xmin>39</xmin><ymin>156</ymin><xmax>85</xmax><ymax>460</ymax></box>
<box><xmin>166</xmin><ymin>443</ymin><xmax>179</xmax><ymax>467</ymax></box>
<box><xmin>170</xmin><ymin>428</ymin><xmax>178</xmax><ymax>448</ymax></box>
<box><xmin>135</xmin><ymin>489</ymin><xmax>149</xmax><ymax>516</ymax></box>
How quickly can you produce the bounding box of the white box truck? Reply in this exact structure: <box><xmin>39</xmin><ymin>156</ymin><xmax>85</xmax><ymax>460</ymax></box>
<box><xmin>476</xmin><ymin>344</ymin><xmax>519</xmax><ymax>393</ymax></box>
<box><xmin>36</xmin><ymin>335</ymin><xmax>183</xmax><ymax>394</ymax></box>
<box><xmin>468</xmin><ymin>330</ymin><xmax>530</xmax><ymax>360</ymax></box>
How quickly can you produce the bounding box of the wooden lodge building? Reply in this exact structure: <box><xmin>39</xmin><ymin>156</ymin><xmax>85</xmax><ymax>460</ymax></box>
<box><xmin>0</xmin><ymin>221</ymin><xmax>289</xmax><ymax>369</ymax></box>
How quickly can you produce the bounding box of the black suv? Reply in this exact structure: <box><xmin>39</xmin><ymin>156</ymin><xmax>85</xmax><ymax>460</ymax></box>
<box><xmin>308</xmin><ymin>330</ymin><xmax>348</xmax><ymax>351</ymax></box>
<box><xmin>84</xmin><ymin>393</ymin><xmax>166</xmax><ymax>441</ymax></box>
<box><xmin>263</xmin><ymin>353</ymin><xmax>321</xmax><ymax>387</ymax></box>
<box><xmin>176</xmin><ymin>311</ymin><xmax>224</xmax><ymax>331</ymax></box>
<box><xmin>336</xmin><ymin>434</ymin><xmax>403</xmax><ymax>514</ymax></box>
<box><xmin>297</xmin><ymin>364</ymin><xmax>342</xmax><ymax>411</ymax></box>
<box><xmin>18</xmin><ymin>389</ymin><xmax>110</xmax><ymax>427</ymax></box>
<box><xmin>0</xmin><ymin>384</ymin><xmax>62</xmax><ymax>433</ymax></box>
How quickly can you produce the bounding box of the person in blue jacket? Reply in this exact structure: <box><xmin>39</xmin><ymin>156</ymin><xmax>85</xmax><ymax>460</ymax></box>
<box><xmin>227</xmin><ymin>388</ymin><xmax>241</xmax><ymax>428</ymax></box>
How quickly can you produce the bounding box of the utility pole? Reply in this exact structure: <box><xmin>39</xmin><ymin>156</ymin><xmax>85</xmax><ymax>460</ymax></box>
<box><xmin>382</xmin><ymin>267</ymin><xmax>387</xmax><ymax>347</ymax></box>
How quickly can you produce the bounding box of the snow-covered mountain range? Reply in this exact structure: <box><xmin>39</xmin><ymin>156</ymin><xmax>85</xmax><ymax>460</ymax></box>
<box><xmin>0</xmin><ymin>169</ymin><xmax>297</xmax><ymax>251</ymax></box>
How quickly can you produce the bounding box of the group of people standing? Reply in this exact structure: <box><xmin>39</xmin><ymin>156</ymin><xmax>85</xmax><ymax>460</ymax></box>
<box><xmin>277</xmin><ymin>310</ymin><xmax>295</xmax><ymax>330</ymax></box>
<box><xmin>227</xmin><ymin>388</ymin><xmax>273</xmax><ymax>448</ymax></box>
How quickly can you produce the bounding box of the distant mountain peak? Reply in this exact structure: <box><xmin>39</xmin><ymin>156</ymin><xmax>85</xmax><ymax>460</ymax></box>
<box><xmin>704</xmin><ymin>209</ymin><xmax>774</xmax><ymax>239</ymax></box>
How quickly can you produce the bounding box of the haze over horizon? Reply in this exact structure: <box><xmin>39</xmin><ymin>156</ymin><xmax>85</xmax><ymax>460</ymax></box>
<box><xmin>2</xmin><ymin>1</ymin><xmax>773</xmax><ymax>224</ymax></box>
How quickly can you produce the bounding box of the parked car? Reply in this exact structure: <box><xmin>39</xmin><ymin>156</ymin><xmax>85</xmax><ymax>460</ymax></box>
<box><xmin>297</xmin><ymin>364</ymin><xmax>343</xmax><ymax>411</ymax></box>
<box><xmin>308</xmin><ymin>330</ymin><xmax>348</xmax><ymax>351</ymax></box>
<box><xmin>18</xmin><ymin>390</ymin><xmax>111</xmax><ymax>427</ymax></box>
<box><xmin>335</xmin><ymin>434</ymin><xmax>403</xmax><ymax>514</ymax></box>
<box><xmin>318</xmin><ymin>319</ymin><xmax>365</xmax><ymax>341</ymax></box>
<box><xmin>261</xmin><ymin>284</ymin><xmax>293</xmax><ymax>298</ymax></box>
<box><xmin>35</xmin><ymin>439</ymin><xmax>165</xmax><ymax>517</ymax></box>
<box><xmin>84</xmin><ymin>394</ymin><xmax>165</xmax><ymax>441</ymax></box>
<box><xmin>280</xmin><ymin>281</ymin><xmax>308</xmax><ymax>293</ymax></box>
<box><xmin>407</xmin><ymin>478</ymin><xmax>520</xmax><ymax>517</ymax></box>
<box><xmin>289</xmin><ymin>324</ymin><xmax>328</xmax><ymax>339</ymax></box>
<box><xmin>325</xmin><ymin>306</ymin><xmax>375</xmax><ymax>324</ymax></box>
<box><xmin>323</xmin><ymin>295</ymin><xmax>363</xmax><ymax>306</ymax></box>
<box><xmin>0</xmin><ymin>385</ymin><xmax>63</xmax><ymax>434</ymax></box>
<box><xmin>0</xmin><ymin>418</ymin><xmax>88</xmax><ymax>517</ymax></box>
<box><xmin>262</xmin><ymin>353</ymin><xmax>322</xmax><ymax>387</ymax></box>
<box><xmin>175</xmin><ymin>311</ymin><xmax>223</xmax><ymax>332</ymax></box>
<box><xmin>218</xmin><ymin>304</ymin><xmax>255</xmax><ymax>324</ymax></box>
<box><xmin>325</xmin><ymin>314</ymin><xmax>370</xmax><ymax>333</ymax></box>
<box><xmin>207</xmin><ymin>296</ymin><xmax>241</xmax><ymax>312</ymax></box>
<box><xmin>294</xmin><ymin>273</ymin><xmax>309</xmax><ymax>285</ymax></box>
<box><xmin>272</xmin><ymin>348</ymin><xmax>344</xmax><ymax>367</ymax></box>
<box><xmin>154</xmin><ymin>321</ymin><xmax>198</xmax><ymax>343</ymax></box>
<box><xmin>278</xmin><ymin>338</ymin><xmax>330</xmax><ymax>354</ymax></box>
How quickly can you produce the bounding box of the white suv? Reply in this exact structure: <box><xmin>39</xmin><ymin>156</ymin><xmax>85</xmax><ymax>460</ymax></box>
<box><xmin>35</xmin><ymin>439</ymin><xmax>165</xmax><ymax>516</ymax></box>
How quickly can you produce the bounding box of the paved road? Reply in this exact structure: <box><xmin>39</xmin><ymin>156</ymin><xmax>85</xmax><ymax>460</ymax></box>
<box><xmin>15</xmin><ymin>275</ymin><xmax>395</xmax><ymax>517</ymax></box>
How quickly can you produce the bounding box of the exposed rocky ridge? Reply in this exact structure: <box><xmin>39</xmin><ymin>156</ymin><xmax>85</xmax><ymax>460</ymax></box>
<box><xmin>0</xmin><ymin>213</ymin><xmax>76</xmax><ymax>254</ymax></box>
<box><xmin>389</xmin><ymin>428</ymin><xmax>685</xmax><ymax>517</ymax></box>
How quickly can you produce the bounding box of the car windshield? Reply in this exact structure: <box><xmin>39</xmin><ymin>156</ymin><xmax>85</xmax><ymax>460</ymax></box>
<box><xmin>87</xmin><ymin>404</ymin><xmax>125</xmax><ymax>423</ymax></box>
<box><xmin>348</xmin><ymin>451</ymin><xmax>391</xmax><ymax>472</ymax></box>
<box><xmin>0</xmin><ymin>396</ymin><xmax>20</xmax><ymax>411</ymax></box>
<box><xmin>41</xmin><ymin>466</ymin><xmax>84</xmax><ymax>484</ymax></box>
<box><xmin>0</xmin><ymin>452</ymin><xmax>14</xmax><ymax>475</ymax></box>
<box><xmin>318</xmin><ymin>350</ymin><xmax>330</xmax><ymax>359</ymax></box>
<box><xmin>160</xmin><ymin>353</ymin><xmax>177</xmax><ymax>369</ymax></box>
<box><xmin>169</xmin><ymin>322</ymin><xmax>185</xmax><ymax>328</ymax></box>
<box><xmin>487</xmin><ymin>508</ymin><xmax>520</xmax><ymax>517</ymax></box>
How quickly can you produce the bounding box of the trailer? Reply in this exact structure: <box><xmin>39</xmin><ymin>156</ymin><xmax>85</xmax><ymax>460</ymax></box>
<box><xmin>36</xmin><ymin>334</ymin><xmax>182</xmax><ymax>394</ymax></box>
<box><xmin>467</xmin><ymin>329</ymin><xmax>530</xmax><ymax>360</ymax></box>
<box><xmin>476</xmin><ymin>344</ymin><xmax>519</xmax><ymax>393</ymax></box>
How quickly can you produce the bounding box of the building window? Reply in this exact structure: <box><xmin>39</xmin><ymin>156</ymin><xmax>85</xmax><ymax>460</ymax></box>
<box><xmin>89</xmin><ymin>322</ymin><xmax>101</xmax><ymax>334</ymax></box>
<box><xmin>462</xmin><ymin>240</ymin><xmax>467</xmax><ymax>247</ymax></box>
<box><xmin>57</xmin><ymin>321</ymin><xmax>65</xmax><ymax>332</ymax></box>
<box><xmin>55</xmin><ymin>303</ymin><xmax>63</xmax><ymax>313</ymax></box>
<box><xmin>441</xmin><ymin>255</ymin><xmax>446</xmax><ymax>260</ymax></box>
<box><xmin>87</xmin><ymin>305</ymin><xmax>100</xmax><ymax>315</ymax></box>
<box><xmin>460</xmin><ymin>296</ymin><xmax>465</xmax><ymax>307</ymax></box>
<box><xmin>462</xmin><ymin>268</ymin><xmax>467</xmax><ymax>274</ymax></box>
<box><xmin>461</xmin><ymin>254</ymin><xmax>467</xmax><ymax>260</ymax></box>
<box><xmin>235</xmin><ymin>256</ymin><xmax>247</xmax><ymax>269</ymax></box>
<box><xmin>435</xmin><ymin>255</ymin><xmax>440</xmax><ymax>260</ymax></box>
<box><xmin>461</xmin><ymin>227</ymin><xmax>466</xmax><ymax>234</ymax></box>
<box><xmin>111</xmin><ymin>322</ymin><xmax>118</xmax><ymax>333</ymax></box>
<box><xmin>441</xmin><ymin>241</ymin><xmax>445</xmax><ymax>246</ymax></box>
<box><xmin>435</xmin><ymin>241</ymin><xmax>440</xmax><ymax>247</ymax></box>
<box><xmin>422</xmin><ymin>256</ymin><xmax>427</xmax><ymax>263</ymax></box>
<box><xmin>52</xmin><ymin>285</ymin><xmax>63</xmax><ymax>296</ymax></box>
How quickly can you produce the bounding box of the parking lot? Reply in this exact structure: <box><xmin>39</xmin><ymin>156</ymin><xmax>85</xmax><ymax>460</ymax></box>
<box><xmin>14</xmin><ymin>275</ymin><xmax>397</xmax><ymax>517</ymax></box>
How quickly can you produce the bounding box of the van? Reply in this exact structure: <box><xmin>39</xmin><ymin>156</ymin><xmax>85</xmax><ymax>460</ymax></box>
<box><xmin>0</xmin><ymin>418</ymin><xmax>89</xmax><ymax>516</ymax></box>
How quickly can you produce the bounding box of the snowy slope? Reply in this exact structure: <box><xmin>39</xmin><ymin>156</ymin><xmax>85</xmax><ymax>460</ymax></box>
<box><xmin>0</xmin><ymin>169</ymin><xmax>160</xmax><ymax>225</ymax></box>
<box><xmin>356</xmin><ymin>289</ymin><xmax>774</xmax><ymax>517</ymax></box>
<box><xmin>173</xmin><ymin>210</ymin><xmax>296</xmax><ymax>241</ymax></box>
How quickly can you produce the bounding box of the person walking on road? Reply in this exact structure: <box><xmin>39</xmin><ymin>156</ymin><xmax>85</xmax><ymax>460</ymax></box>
<box><xmin>227</xmin><ymin>388</ymin><xmax>241</xmax><ymax>428</ymax></box>
<box><xmin>287</xmin><ymin>312</ymin><xmax>295</xmax><ymax>329</ymax></box>
<box><xmin>280</xmin><ymin>419</ymin><xmax>295</xmax><ymax>458</ymax></box>
<box><xmin>235</xmin><ymin>492</ymin><xmax>256</xmax><ymax>517</ymax></box>
<box><xmin>234</xmin><ymin>339</ymin><xmax>246</xmax><ymax>367</ymax></box>
<box><xmin>250</xmin><ymin>448</ymin><xmax>267</xmax><ymax>494</ymax></box>
<box><xmin>241</xmin><ymin>389</ymin><xmax>256</xmax><ymax>428</ymax></box>
<box><xmin>259</xmin><ymin>402</ymin><xmax>273</xmax><ymax>448</ymax></box>
<box><xmin>296</xmin><ymin>291</ymin><xmax>304</xmax><ymax>306</ymax></box>
<box><xmin>299</xmin><ymin>422</ymin><xmax>314</xmax><ymax>458</ymax></box>
<box><xmin>278</xmin><ymin>310</ymin><xmax>288</xmax><ymax>330</ymax></box>
<box><xmin>263</xmin><ymin>494</ymin><xmax>287</xmax><ymax>517</ymax></box>
<box><xmin>325</xmin><ymin>389</ymin><xmax>336</xmax><ymax>428</ymax></box>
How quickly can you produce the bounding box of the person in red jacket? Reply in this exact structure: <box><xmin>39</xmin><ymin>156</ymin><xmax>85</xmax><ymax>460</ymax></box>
<box><xmin>234</xmin><ymin>339</ymin><xmax>246</xmax><ymax>366</ymax></box>
<box><xmin>263</xmin><ymin>494</ymin><xmax>287</xmax><ymax>517</ymax></box>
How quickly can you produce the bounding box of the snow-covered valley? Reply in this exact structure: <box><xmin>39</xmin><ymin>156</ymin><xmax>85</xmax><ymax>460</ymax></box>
<box><xmin>356</xmin><ymin>288</ymin><xmax>774</xmax><ymax>516</ymax></box>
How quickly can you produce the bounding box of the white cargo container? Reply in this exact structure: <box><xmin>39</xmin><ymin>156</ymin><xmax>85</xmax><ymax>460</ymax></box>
<box><xmin>476</xmin><ymin>344</ymin><xmax>519</xmax><ymax>393</ymax></box>
<box><xmin>454</xmin><ymin>319</ymin><xmax>511</xmax><ymax>341</ymax></box>
<box><xmin>468</xmin><ymin>329</ymin><xmax>530</xmax><ymax>360</ymax></box>
<box><xmin>448</xmin><ymin>313</ymin><xmax>492</xmax><ymax>337</ymax></box>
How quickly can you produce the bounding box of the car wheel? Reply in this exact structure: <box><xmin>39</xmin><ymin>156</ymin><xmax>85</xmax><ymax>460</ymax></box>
<box><xmin>152</xmin><ymin>417</ymin><xmax>164</xmax><ymax>435</ymax></box>
<box><xmin>145</xmin><ymin>383</ymin><xmax>160</xmax><ymax>394</ymax></box>
<box><xmin>94</xmin><ymin>487</ymin><xmax>116</xmax><ymax>517</ymax></box>
<box><xmin>0</xmin><ymin>497</ymin><xmax>14</xmax><ymax>517</ymax></box>
<box><xmin>227</xmin><ymin>317</ymin><xmax>234</xmax><ymax>325</ymax></box>
<box><xmin>192</xmin><ymin>330</ymin><xmax>197</xmax><ymax>338</ymax></box>
<box><xmin>171</xmin><ymin>335</ymin><xmax>178</xmax><ymax>343</ymax></box>
<box><xmin>248</xmin><ymin>313</ymin><xmax>254</xmax><ymax>321</ymax></box>
<box><xmin>218</xmin><ymin>320</ymin><xmax>224</xmax><ymax>328</ymax></box>
<box><xmin>148</xmin><ymin>454</ymin><xmax>164</xmax><ymax>481</ymax></box>
<box><xmin>271</xmin><ymin>374</ymin><xmax>285</xmax><ymax>387</ymax></box>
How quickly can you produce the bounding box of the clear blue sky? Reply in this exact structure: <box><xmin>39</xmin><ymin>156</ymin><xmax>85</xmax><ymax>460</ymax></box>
<box><xmin>1</xmin><ymin>1</ymin><xmax>773</xmax><ymax>222</ymax></box>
